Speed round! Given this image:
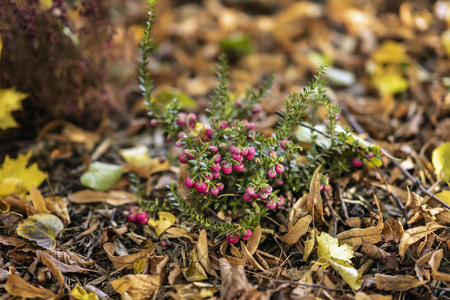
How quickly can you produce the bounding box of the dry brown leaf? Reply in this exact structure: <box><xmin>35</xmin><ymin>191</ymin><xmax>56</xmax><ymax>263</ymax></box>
<box><xmin>306</xmin><ymin>165</ymin><xmax>328</xmax><ymax>225</ymax></box>
<box><xmin>336</xmin><ymin>227</ymin><xmax>381</xmax><ymax>249</ymax></box>
<box><xmin>0</xmin><ymin>235</ymin><xmax>26</xmax><ymax>247</ymax></box>
<box><xmin>164</xmin><ymin>227</ymin><xmax>194</xmax><ymax>242</ymax></box>
<box><xmin>361</xmin><ymin>241</ymin><xmax>390</xmax><ymax>262</ymax></box>
<box><xmin>45</xmin><ymin>248</ymin><xmax>96</xmax><ymax>268</ymax></box>
<box><xmin>111</xmin><ymin>274</ymin><xmax>160</xmax><ymax>300</ymax></box>
<box><xmin>182</xmin><ymin>249</ymin><xmax>208</xmax><ymax>282</ymax></box>
<box><xmin>38</xmin><ymin>250</ymin><xmax>65</xmax><ymax>299</ymax></box>
<box><xmin>345</xmin><ymin>217</ymin><xmax>361</xmax><ymax>228</ymax></box>
<box><xmin>245</xmin><ymin>225</ymin><xmax>261</xmax><ymax>255</ymax></box>
<box><xmin>68</xmin><ymin>190</ymin><xmax>137</xmax><ymax>206</ymax></box>
<box><xmin>4</xmin><ymin>268</ymin><xmax>55</xmax><ymax>298</ymax></box>
<box><xmin>303</xmin><ymin>230</ymin><xmax>315</xmax><ymax>260</ymax></box>
<box><xmin>230</xmin><ymin>244</ymin><xmax>242</xmax><ymax>258</ymax></box>
<box><xmin>241</xmin><ymin>241</ymin><xmax>267</xmax><ymax>271</ymax></box>
<box><xmin>374</xmin><ymin>274</ymin><xmax>427</xmax><ymax>291</ymax></box>
<box><xmin>220</xmin><ymin>241</ymin><xmax>246</xmax><ymax>267</ymax></box>
<box><xmin>219</xmin><ymin>258</ymin><xmax>267</xmax><ymax>300</ymax></box>
<box><xmin>382</xmin><ymin>218</ymin><xmax>404</xmax><ymax>243</ymax></box>
<box><xmin>2</xmin><ymin>194</ymin><xmax>36</xmax><ymax>216</ymax></box>
<box><xmin>44</xmin><ymin>196</ymin><xmax>70</xmax><ymax>224</ymax></box>
<box><xmin>432</xmin><ymin>269</ymin><xmax>450</xmax><ymax>282</ymax></box>
<box><xmin>103</xmin><ymin>242</ymin><xmax>155</xmax><ymax>270</ymax></box>
<box><xmin>277</xmin><ymin>215</ymin><xmax>312</xmax><ymax>246</ymax></box>
<box><xmin>36</xmin><ymin>250</ymin><xmax>93</xmax><ymax>273</ymax></box>
<box><xmin>399</xmin><ymin>222</ymin><xmax>443</xmax><ymax>260</ymax></box>
<box><xmin>168</xmin><ymin>263</ymin><xmax>181</xmax><ymax>285</ymax></box>
<box><xmin>197</xmin><ymin>229</ymin><xmax>218</xmax><ymax>278</ymax></box>
<box><xmin>29</xmin><ymin>185</ymin><xmax>49</xmax><ymax>214</ymax></box>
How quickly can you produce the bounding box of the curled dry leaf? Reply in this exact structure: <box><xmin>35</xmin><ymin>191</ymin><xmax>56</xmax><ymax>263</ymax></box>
<box><xmin>399</xmin><ymin>222</ymin><xmax>443</xmax><ymax>260</ymax></box>
<box><xmin>241</xmin><ymin>241</ymin><xmax>267</xmax><ymax>271</ymax></box>
<box><xmin>382</xmin><ymin>218</ymin><xmax>404</xmax><ymax>243</ymax></box>
<box><xmin>68</xmin><ymin>189</ymin><xmax>137</xmax><ymax>206</ymax></box>
<box><xmin>103</xmin><ymin>242</ymin><xmax>155</xmax><ymax>270</ymax></box>
<box><xmin>361</xmin><ymin>241</ymin><xmax>390</xmax><ymax>263</ymax></box>
<box><xmin>219</xmin><ymin>258</ymin><xmax>268</xmax><ymax>300</ymax></box>
<box><xmin>374</xmin><ymin>274</ymin><xmax>427</xmax><ymax>291</ymax></box>
<box><xmin>17</xmin><ymin>213</ymin><xmax>64</xmax><ymax>250</ymax></box>
<box><xmin>220</xmin><ymin>241</ymin><xmax>246</xmax><ymax>267</ymax></box>
<box><xmin>36</xmin><ymin>250</ymin><xmax>94</xmax><ymax>273</ymax></box>
<box><xmin>303</xmin><ymin>230</ymin><xmax>315</xmax><ymax>261</ymax></box>
<box><xmin>165</xmin><ymin>227</ymin><xmax>194</xmax><ymax>242</ymax></box>
<box><xmin>111</xmin><ymin>274</ymin><xmax>160</xmax><ymax>300</ymax></box>
<box><xmin>38</xmin><ymin>250</ymin><xmax>65</xmax><ymax>299</ymax></box>
<box><xmin>354</xmin><ymin>292</ymin><xmax>392</xmax><ymax>300</ymax></box>
<box><xmin>71</xmin><ymin>284</ymin><xmax>99</xmax><ymax>300</ymax></box>
<box><xmin>306</xmin><ymin>165</ymin><xmax>328</xmax><ymax>225</ymax></box>
<box><xmin>168</xmin><ymin>263</ymin><xmax>181</xmax><ymax>285</ymax></box>
<box><xmin>197</xmin><ymin>229</ymin><xmax>219</xmax><ymax>278</ymax></box>
<box><xmin>29</xmin><ymin>185</ymin><xmax>49</xmax><ymax>214</ymax></box>
<box><xmin>44</xmin><ymin>196</ymin><xmax>70</xmax><ymax>224</ymax></box>
<box><xmin>2</xmin><ymin>194</ymin><xmax>36</xmax><ymax>216</ymax></box>
<box><xmin>277</xmin><ymin>215</ymin><xmax>312</xmax><ymax>246</ymax></box>
<box><xmin>182</xmin><ymin>249</ymin><xmax>208</xmax><ymax>282</ymax></box>
<box><xmin>336</xmin><ymin>227</ymin><xmax>382</xmax><ymax>249</ymax></box>
<box><xmin>5</xmin><ymin>269</ymin><xmax>55</xmax><ymax>299</ymax></box>
<box><xmin>245</xmin><ymin>225</ymin><xmax>261</xmax><ymax>255</ymax></box>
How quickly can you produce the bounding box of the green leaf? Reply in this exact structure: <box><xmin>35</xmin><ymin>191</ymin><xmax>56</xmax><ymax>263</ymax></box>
<box><xmin>220</xmin><ymin>34</ymin><xmax>252</xmax><ymax>55</ymax></box>
<box><xmin>17</xmin><ymin>213</ymin><xmax>64</xmax><ymax>249</ymax></box>
<box><xmin>155</xmin><ymin>89</ymin><xmax>197</xmax><ymax>109</ymax></box>
<box><xmin>432</xmin><ymin>142</ymin><xmax>450</xmax><ymax>182</ymax></box>
<box><xmin>80</xmin><ymin>162</ymin><xmax>124</xmax><ymax>191</ymax></box>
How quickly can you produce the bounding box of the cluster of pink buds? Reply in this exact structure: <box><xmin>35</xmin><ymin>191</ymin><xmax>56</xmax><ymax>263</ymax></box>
<box><xmin>319</xmin><ymin>176</ymin><xmax>332</xmax><ymax>192</ymax></box>
<box><xmin>266</xmin><ymin>151</ymin><xmax>285</xmax><ymax>178</ymax></box>
<box><xmin>185</xmin><ymin>177</ymin><xmax>224</xmax><ymax>197</ymax></box>
<box><xmin>226</xmin><ymin>229</ymin><xmax>253</xmax><ymax>244</ymax></box>
<box><xmin>176</xmin><ymin>112</ymin><xmax>197</xmax><ymax>129</ymax></box>
<box><xmin>242</xmin><ymin>183</ymin><xmax>285</xmax><ymax>210</ymax></box>
<box><xmin>128</xmin><ymin>206</ymin><xmax>148</xmax><ymax>224</ymax></box>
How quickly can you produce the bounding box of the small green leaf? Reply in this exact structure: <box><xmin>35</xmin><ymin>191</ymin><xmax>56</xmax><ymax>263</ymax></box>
<box><xmin>220</xmin><ymin>34</ymin><xmax>252</xmax><ymax>55</ymax></box>
<box><xmin>155</xmin><ymin>89</ymin><xmax>197</xmax><ymax>109</ymax></box>
<box><xmin>17</xmin><ymin>213</ymin><xmax>63</xmax><ymax>249</ymax></box>
<box><xmin>80</xmin><ymin>162</ymin><xmax>124</xmax><ymax>191</ymax></box>
<box><xmin>432</xmin><ymin>142</ymin><xmax>450</xmax><ymax>182</ymax></box>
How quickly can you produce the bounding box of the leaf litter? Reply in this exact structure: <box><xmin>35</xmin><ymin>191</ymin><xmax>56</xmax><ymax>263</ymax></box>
<box><xmin>2</xmin><ymin>0</ymin><xmax>450</xmax><ymax>299</ymax></box>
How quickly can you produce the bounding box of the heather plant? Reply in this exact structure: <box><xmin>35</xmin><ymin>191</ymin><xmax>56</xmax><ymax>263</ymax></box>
<box><xmin>136</xmin><ymin>5</ymin><xmax>380</xmax><ymax>244</ymax></box>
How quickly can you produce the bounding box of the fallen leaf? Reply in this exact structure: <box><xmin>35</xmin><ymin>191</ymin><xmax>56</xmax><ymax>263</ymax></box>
<box><xmin>245</xmin><ymin>225</ymin><xmax>261</xmax><ymax>255</ymax></box>
<box><xmin>0</xmin><ymin>151</ymin><xmax>46</xmax><ymax>197</ymax></box>
<box><xmin>17</xmin><ymin>213</ymin><xmax>64</xmax><ymax>249</ymax></box>
<box><xmin>374</xmin><ymin>274</ymin><xmax>427</xmax><ymax>291</ymax></box>
<box><xmin>44</xmin><ymin>196</ymin><xmax>70</xmax><ymax>223</ymax></box>
<box><xmin>382</xmin><ymin>218</ymin><xmax>404</xmax><ymax>243</ymax></box>
<box><xmin>111</xmin><ymin>274</ymin><xmax>160</xmax><ymax>300</ymax></box>
<box><xmin>155</xmin><ymin>88</ymin><xmax>197</xmax><ymax>109</ymax></box>
<box><xmin>119</xmin><ymin>145</ymin><xmax>152</xmax><ymax>167</ymax></box>
<box><xmin>197</xmin><ymin>229</ymin><xmax>219</xmax><ymax>278</ymax></box>
<box><xmin>80</xmin><ymin>162</ymin><xmax>124</xmax><ymax>191</ymax></box>
<box><xmin>303</xmin><ymin>230</ymin><xmax>315</xmax><ymax>260</ymax></box>
<box><xmin>169</xmin><ymin>282</ymin><xmax>217</xmax><ymax>300</ymax></box>
<box><xmin>329</xmin><ymin>259</ymin><xmax>361</xmax><ymax>290</ymax></box>
<box><xmin>103</xmin><ymin>242</ymin><xmax>155</xmax><ymax>270</ymax></box>
<box><xmin>372</xmin><ymin>41</ymin><xmax>408</xmax><ymax>64</ymax></box>
<box><xmin>336</xmin><ymin>227</ymin><xmax>381</xmax><ymax>249</ymax></box>
<box><xmin>182</xmin><ymin>249</ymin><xmax>208</xmax><ymax>282</ymax></box>
<box><xmin>317</xmin><ymin>232</ymin><xmax>354</xmax><ymax>264</ymax></box>
<box><xmin>372</xmin><ymin>69</ymin><xmax>409</xmax><ymax>96</ymax></box>
<box><xmin>164</xmin><ymin>227</ymin><xmax>194</xmax><ymax>242</ymax></box>
<box><xmin>399</xmin><ymin>222</ymin><xmax>443</xmax><ymax>260</ymax></box>
<box><xmin>68</xmin><ymin>190</ymin><xmax>137</xmax><ymax>206</ymax></box>
<box><xmin>277</xmin><ymin>215</ymin><xmax>312</xmax><ymax>245</ymax></box>
<box><xmin>241</xmin><ymin>241</ymin><xmax>267</xmax><ymax>271</ymax></box>
<box><xmin>4</xmin><ymin>269</ymin><xmax>54</xmax><ymax>298</ymax></box>
<box><xmin>355</xmin><ymin>292</ymin><xmax>392</xmax><ymax>300</ymax></box>
<box><xmin>38</xmin><ymin>250</ymin><xmax>65</xmax><ymax>299</ymax></box>
<box><xmin>0</xmin><ymin>87</ymin><xmax>28</xmax><ymax>130</ymax></box>
<box><xmin>45</xmin><ymin>249</ymin><xmax>96</xmax><ymax>268</ymax></box>
<box><xmin>29</xmin><ymin>185</ymin><xmax>49</xmax><ymax>214</ymax></box>
<box><xmin>71</xmin><ymin>284</ymin><xmax>99</xmax><ymax>300</ymax></box>
<box><xmin>134</xmin><ymin>258</ymin><xmax>146</xmax><ymax>274</ymax></box>
<box><xmin>36</xmin><ymin>250</ymin><xmax>92</xmax><ymax>273</ymax></box>
<box><xmin>148</xmin><ymin>212</ymin><xmax>176</xmax><ymax>236</ymax></box>
<box><xmin>432</xmin><ymin>142</ymin><xmax>450</xmax><ymax>182</ymax></box>
<box><xmin>306</xmin><ymin>165</ymin><xmax>327</xmax><ymax>224</ymax></box>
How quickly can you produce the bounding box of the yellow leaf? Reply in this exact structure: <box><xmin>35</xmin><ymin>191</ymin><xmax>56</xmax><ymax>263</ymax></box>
<box><xmin>182</xmin><ymin>249</ymin><xmax>208</xmax><ymax>282</ymax></box>
<box><xmin>39</xmin><ymin>0</ymin><xmax>52</xmax><ymax>10</ymax></box>
<box><xmin>0</xmin><ymin>87</ymin><xmax>28</xmax><ymax>130</ymax></box>
<box><xmin>432</xmin><ymin>142</ymin><xmax>450</xmax><ymax>182</ymax></box>
<box><xmin>134</xmin><ymin>258</ymin><xmax>147</xmax><ymax>274</ymax></box>
<box><xmin>372</xmin><ymin>41</ymin><xmax>408</xmax><ymax>64</ymax></box>
<box><xmin>119</xmin><ymin>145</ymin><xmax>152</xmax><ymax>167</ymax></box>
<box><xmin>329</xmin><ymin>259</ymin><xmax>361</xmax><ymax>290</ymax></box>
<box><xmin>111</xmin><ymin>274</ymin><xmax>160</xmax><ymax>300</ymax></box>
<box><xmin>442</xmin><ymin>30</ymin><xmax>450</xmax><ymax>56</ymax></box>
<box><xmin>148</xmin><ymin>212</ymin><xmax>176</xmax><ymax>236</ymax></box>
<box><xmin>435</xmin><ymin>190</ymin><xmax>450</xmax><ymax>206</ymax></box>
<box><xmin>372</xmin><ymin>69</ymin><xmax>409</xmax><ymax>96</ymax></box>
<box><xmin>0</xmin><ymin>151</ymin><xmax>47</xmax><ymax>197</ymax></box>
<box><xmin>71</xmin><ymin>284</ymin><xmax>99</xmax><ymax>300</ymax></box>
<box><xmin>316</xmin><ymin>232</ymin><xmax>354</xmax><ymax>264</ymax></box>
<box><xmin>17</xmin><ymin>213</ymin><xmax>64</xmax><ymax>250</ymax></box>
